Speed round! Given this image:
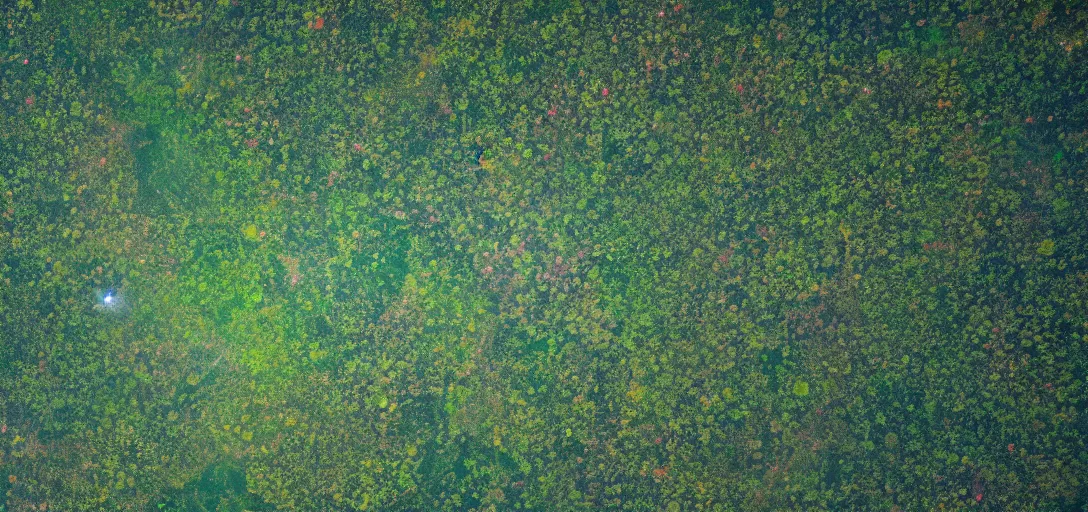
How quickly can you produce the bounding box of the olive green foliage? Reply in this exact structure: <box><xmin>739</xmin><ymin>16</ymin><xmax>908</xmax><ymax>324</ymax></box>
<box><xmin>2</xmin><ymin>0</ymin><xmax>1087</xmax><ymax>510</ymax></box>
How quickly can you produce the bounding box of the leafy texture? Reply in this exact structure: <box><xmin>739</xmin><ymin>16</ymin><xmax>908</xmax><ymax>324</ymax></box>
<box><xmin>2</xmin><ymin>0</ymin><xmax>1087</xmax><ymax>510</ymax></box>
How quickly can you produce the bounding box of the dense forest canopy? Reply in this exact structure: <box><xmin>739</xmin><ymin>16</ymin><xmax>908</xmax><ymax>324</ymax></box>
<box><xmin>2</xmin><ymin>0</ymin><xmax>1087</xmax><ymax>510</ymax></box>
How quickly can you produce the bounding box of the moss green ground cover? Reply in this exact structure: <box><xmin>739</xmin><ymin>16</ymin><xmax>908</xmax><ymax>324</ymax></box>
<box><xmin>2</xmin><ymin>0</ymin><xmax>1087</xmax><ymax>510</ymax></box>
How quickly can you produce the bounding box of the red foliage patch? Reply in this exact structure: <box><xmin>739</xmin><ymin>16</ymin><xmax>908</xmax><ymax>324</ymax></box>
<box><xmin>717</xmin><ymin>248</ymin><xmax>734</xmax><ymax>266</ymax></box>
<box><xmin>922</xmin><ymin>241</ymin><xmax>952</xmax><ymax>252</ymax></box>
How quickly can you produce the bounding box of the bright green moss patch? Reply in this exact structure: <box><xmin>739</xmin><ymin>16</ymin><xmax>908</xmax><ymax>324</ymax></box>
<box><xmin>792</xmin><ymin>380</ymin><xmax>810</xmax><ymax>397</ymax></box>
